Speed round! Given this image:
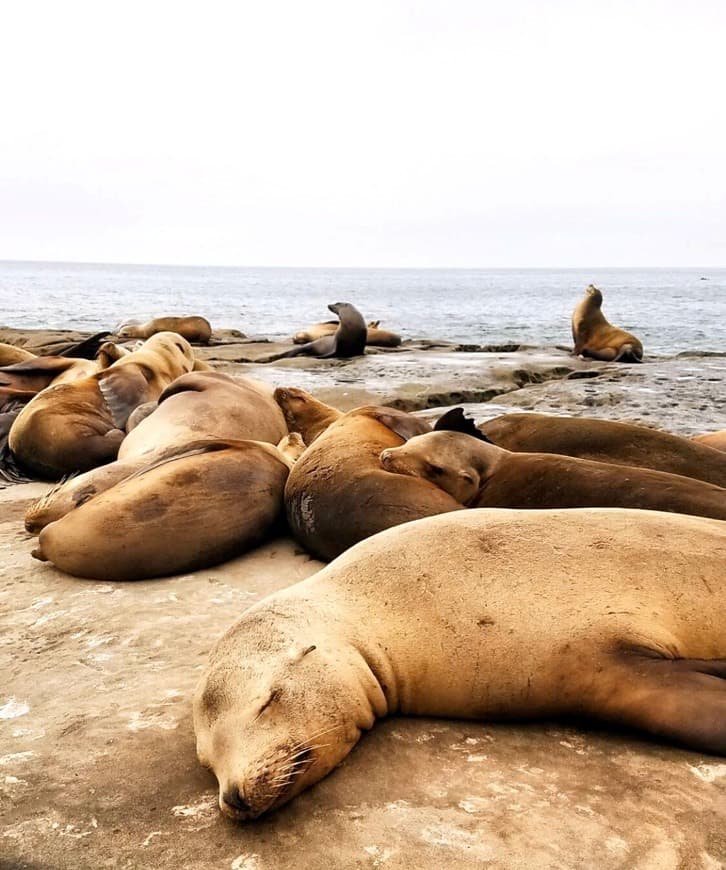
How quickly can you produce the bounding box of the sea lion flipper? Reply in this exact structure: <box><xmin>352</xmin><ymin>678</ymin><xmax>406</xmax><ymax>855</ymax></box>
<box><xmin>434</xmin><ymin>408</ymin><xmax>493</xmax><ymax>443</ymax></box>
<box><xmin>362</xmin><ymin>407</ymin><xmax>431</xmax><ymax>441</ymax></box>
<box><xmin>57</xmin><ymin>331</ymin><xmax>112</xmax><ymax>360</ymax></box>
<box><xmin>98</xmin><ymin>366</ymin><xmax>152</xmax><ymax>429</ymax></box>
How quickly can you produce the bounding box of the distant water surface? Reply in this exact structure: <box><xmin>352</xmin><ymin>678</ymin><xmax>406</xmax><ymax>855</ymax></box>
<box><xmin>0</xmin><ymin>262</ymin><xmax>723</xmax><ymax>356</ymax></box>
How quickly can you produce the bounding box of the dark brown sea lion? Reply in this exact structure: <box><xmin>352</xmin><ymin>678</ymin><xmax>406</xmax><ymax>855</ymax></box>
<box><xmin>267</xmin><ymin>303</ymin><xmax>366</xmax><ymax>361</ymax></box>
<box><xmin>194</xmin><ymin>508</ymin><xmax>726</xmax><ymax>820</ymax></box>
<box><xmin>571</xmin><ymin>285</ymin><xmax>643</xmax><ymax>362</ymax></box>
<box><xmin>31</xmin><ymin>437</ymin><xmax>296</xmax><ymax>580</ymax></box>
<box><xmin>273</xmin><ymin>387</ymin><xmax>343</xmax><ymax>445</ymax></box>
<box><xmin>381</xmin><ymin>427</ymin><xmax>726</xmax><ymax>521</ymax></box>
<box><xmin>292</xmin><ymin>320</ymin><xmax>401</xmax><ymax>348</ymax></box>
<box><xmin>479</xmin><ymin>413</ymin><xmax>726</xmax><ymax>488</ymax></box>
<box><xmin>117</xmin><ymin>316</ymin><xmax>212</xmax><ymax>344</ymax></box>
<box><xmin>9</xmin><ymin>333</ymin><xmax>196</xmax><ymax>479</ymax></box>
<box><xmin>283</xmin><ymin>405</ymin><xmax>463</xmax><ymax>560</ymax></box>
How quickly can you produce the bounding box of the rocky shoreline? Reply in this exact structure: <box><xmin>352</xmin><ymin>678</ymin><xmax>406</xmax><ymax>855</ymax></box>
<box><xmin>1</xmin><ymin>325</ymin><xmax>726</xmax><ymax>869</ymax></box>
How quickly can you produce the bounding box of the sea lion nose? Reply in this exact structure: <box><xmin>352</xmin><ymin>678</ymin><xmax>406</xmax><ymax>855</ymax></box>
<box><xmin>221</xmin><ymin>786</ymin><xmax>252</xmax><ymax>814</ymax></box>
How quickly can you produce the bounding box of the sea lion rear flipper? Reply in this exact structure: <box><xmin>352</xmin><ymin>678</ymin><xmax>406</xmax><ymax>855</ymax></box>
<box><xmin>98</xmin><ymin>366</ymin><xmax>153</xmax><ymax>429</ymax></box>
<box><xmin>0</xmin><ymin>407</ymin><xmax>33</xmax><ymax>486</ymax></box>
<box><xmin>434</xmin><ymin>408</ymin><xmax>493</xmax><ymax>443</ymax></box>
<box><xmin>57</xmin><ymin>331</ymin><xmax>112</xmax><ymax>360</ymax></box>
<box><xmin>585</xmin><ymin>650</ymin><xmax>726</xmax><ymax>755</ymax></box>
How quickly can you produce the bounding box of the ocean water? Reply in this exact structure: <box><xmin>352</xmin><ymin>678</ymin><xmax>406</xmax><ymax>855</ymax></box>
<box><xmin>0</xmin><ymin>261</ymin><xmax>723</xmax><ymax>357</ymax></box>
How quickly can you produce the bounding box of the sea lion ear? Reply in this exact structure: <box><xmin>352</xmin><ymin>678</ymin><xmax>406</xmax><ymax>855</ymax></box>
<box><xmin>288</xmin><ymin>644</ymin><xmax>317</xmax><ymax>663</ymax></box>
<box><xmin>434</xmin><ymin>408</ymin><xmax>492</xmax><ymax>443</ymax></box>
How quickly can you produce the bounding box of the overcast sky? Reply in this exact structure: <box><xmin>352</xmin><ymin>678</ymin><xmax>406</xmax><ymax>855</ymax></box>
<box><xmin>1</xmin><ymin>1</ymin><xmax>724</xmax><ymax>267</ymax></box>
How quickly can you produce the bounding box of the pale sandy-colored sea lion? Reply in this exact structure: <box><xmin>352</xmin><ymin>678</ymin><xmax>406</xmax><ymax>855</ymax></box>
<box><xmin>273</xmin><ymin>387</ymin><xmax>343</xmax><ymax>445</ymax></box>
<box><xmin>32</xmin><ymin>436</ymin><xmax>299</xmax><ymax>580</ymax></box>
<box><xmin>283</xmin><ymin>405</ymin><xmax>463</xmax><ymax>560</ymax></box>
<box><xmin>479</xmin><ymin>413</ymin><xmax>726</xmax><ymax>488</ymax></box>
<box><xmin>117</xmin><ymin>316</ymin><xmax>212</xmax><ymax>344</ymax></box>
<box><xmin>692</xmin><ymin>430</ymin><xmax>726</xmax><ymax>453</ymax></box>
<box><xmin>194</xmin><ymin>507</ymin><xmax>726</xmax><ymax>820</ymax></box>
<box><xmin>292</xmin><ymin>320</ymin><xmax>401</xmax><ymax>348</ymax></box>
<box><xmin>571</xmin><ymin>285</ymin><xmax>643</xmax><ymax>362</ymax></box>
<box><xmin>9</xmin><ymin>332</ymin><xmax>195</xmax><ymax>479</ymax></box>
<box><xmin>0</xmin><ymin>343</ymin><xmax>36</xmax><ymax>366</ymax></box>
<box><xmin>24</xmin><ymin>372</ymin><xmax>289</xmax><ymax>531</ymax></box>
<box><xmin>380</xmin><ymin>415</ymin><xmax>726</xmax><ymax>521</ymax></box>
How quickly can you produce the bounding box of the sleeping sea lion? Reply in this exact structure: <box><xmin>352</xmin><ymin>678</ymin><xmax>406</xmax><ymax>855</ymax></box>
<box><xmin>273</xmin><ymin>387</ymin><xmax>343</xmax><ymax>445</ymax></box>
<box><xmin>194</xmin><ymin>507</ymin><xmax>726</xmax><ymax>820</ymax></box>
<box><xmin>479</xmin><ymin>413</ymin><xmax>726</xmax><ymax>488</ymax></box>
<box><xmin>571</xmin><ymin>285</ymin><xmax>643</xmax><ymax>362</ymax></box>
<box><xmin>692</xmin><ymin>430</ymin><xmax>726</xmax><ymax>453</ymax></box>
<box><xmin>380</xmin><ymin>423</ymin><xmax>726</xmax><ymax>521</ymax></box>
<box><xmin>283</xmin><ymin>405</ymin><xmax>462</xmax><ymax>560</ymax></box>
<box><xmin>118</xmin><ymin>316</ymin><xmax>212</xmax><ymax>344</ymax></box>
<box><xmin>32</xmin><ymin>436</ymin><xmax>297</xmax><ymax>580</ymax></box>
<box><xmin>9</xmin><ymin>333</ymin><xmax>195</xmax><ymax>479</ymax></box>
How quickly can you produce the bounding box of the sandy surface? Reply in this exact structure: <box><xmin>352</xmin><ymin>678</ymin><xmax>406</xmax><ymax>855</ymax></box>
<box><xmin>1</xmin><ymin>327</ymin><xmax>726</xmax><ymax>869</ymax></box>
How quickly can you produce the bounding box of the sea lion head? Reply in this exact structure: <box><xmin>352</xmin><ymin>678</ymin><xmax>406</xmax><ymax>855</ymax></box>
<box><xmin>273</xmin><ymin>387</ymin><xmax>341</xmax><ymax>444</ymax></box>
<box><xmin>194</xmin><ymin>609</ymin><xmax>368</xmax><ymax>821</ymax></box>
<box><xmin>144</xmin><ymin>331</ymin><xmax>196</xmax><ymax>368</ymax></box>
<box><xmin>381</xmin><ymin>430</ymin><xmax>494</xmax><ymax>504</ymax></box>
<box><xmin>585</xmin><ymin>284</ymin><xmax>603</xmax><ymax>306</ymax></box>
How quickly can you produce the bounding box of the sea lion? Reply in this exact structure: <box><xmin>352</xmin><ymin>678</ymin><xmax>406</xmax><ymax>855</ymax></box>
<box><xmin>380</xmin><ymin>424</ymin><xmax>726</xmax><ymax>521</ymax></box>
<box><xmin>0</xmin><ymin>343</ymin><xmax>36</xmax><ymax>366</ymax></box>
<box><xmin>479</xmin><ymin>413</ymin><xmax>726</xmax><ymax>488</ymax></box>
<box><xmin>283</xmin><ymin>405</ymin><xmax>463</xmax><ymax>560</ymax></box>
<box><xmin>9</xmin><ymin>332</ymin><xmax>196</xmax><ymax>479</ymax></box>
<box><xmin>268</xmin><ymin>303</ymin><xmax>366</xmax><ymax>361</ymax></box>
<box><xmin>292</xmin><ymin>320</ymin><xmax>401</xmax><ymax>348</ymax></box>
<box><xmin>692</xmin><ymin>430</ymin><xmax>726</xmax><ymax>453</ymax></box>
<box><xmin>32</xmin><ymin>436</ymin><xmax>298</xmax><ymax>580</ymax></box>
<box><xmin>0</xmin><ymin>356</ymin><xmax>102</xmax><ymax>396</ymax></box>
<box><xmin>117</xmin><ymin>316</ymin><xmax>212</xmax><ymax>344</ymax></box>
<box><xmin>273</xmin><ymin>387</ymin><xmax>343</xmax><ymax>445</ymax></box>
<box><xmin>571</xmin><ymin>285</ymin><xmax>643</xmax><ymax>362</ymax></box>
<box><xmin>194</xmin><ymin>507</ymin><xmax>726</xmax><ymax>821</ymax></box>
<box><xmin>24</xmin><ymin>372</ymin><xmax>290</xmax><ymax>531</ymax></box>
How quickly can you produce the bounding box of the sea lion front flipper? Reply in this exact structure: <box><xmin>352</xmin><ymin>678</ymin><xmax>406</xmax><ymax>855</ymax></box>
<box><xmin>584</xmin><ymin>650</ymin><xmax>726</xmax><ymax>755</ymax></box>
<box><xmin>56</xmin><ymin>331</ymin><xmax>112</xmax><ymax>360</ymax></box>
<box><xmin>98</xmin><ymin>365</ymin><xmax>153</xmax><ymax>429</ymax></box>
<box><xmin>434</xmin><ymin>407</ymin><xmax>493</xmax><ymax>443</ymax></box>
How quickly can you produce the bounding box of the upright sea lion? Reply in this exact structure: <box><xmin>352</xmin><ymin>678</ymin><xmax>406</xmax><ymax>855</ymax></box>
<box><xmin>273</xmin><ymin>387</ymin><xmax>343</xmax><ymax>445</ymax></box>
<box><xmin>283</xmin><ymin>405</ymin><xmax>462</xmax><ymax>560</ymax></box>
<box><xmin>117</xmin><ymin>316</ymin><xmax>212</xmax><ymax>344</ymax></box>
<box><xmin>479</xmin><ymin>413</ymin><xmax>726</xmax><ymax>488</ymax></box>
<box><xmin>25</xmin><ymin>372</ymin><xmax>290</xmax><ymax>531</ymax></box>
<box><xmin>692</xmin><ymin>430</ymin><xmax>726</xmax><ymax>453</ymax></box>
<box><xmin>194</xmin><ymin>508</ymin><xmax>726</xmax><ymax>820</ymax></box>
<box><xmin>571</xmin><ymin>285</ymin><xmax>643</xmax><ymax>362</ymax></box>
<box><xmin>292</xmin><ymin>320</ymin><xmax>401</xmax><ymax>348</ymax></box>
<box><xmin>267</xmin><ymin>303</ymin><xmax>367</xmax><ymax>361</ymax></box>
<box><xmin>9</xmin><ymin>333</ymin><xmax>196</xmax><ymax>479</ymax></box>
<box><xmin>380</xmin><ymin>425</ymin><xmax>726</xmax><ymax>521</ymax></box>
<box><xmin>32</xmin><ymin>437</ymin><xmax>296</xmax><ymax>580</ymax></box>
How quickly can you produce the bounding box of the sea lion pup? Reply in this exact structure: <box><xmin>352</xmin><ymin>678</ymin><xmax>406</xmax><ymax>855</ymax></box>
<box><xmin>380</xmin><ymin>410</ymin><xmax>726</xmax><ymax>521</ymax></box>
<box><xmin>571</xmin><ymin>284</ymin><xmax>643</xmax><ymax>362</ymax></box>
<box><xmin>194</xmin><ymin>508</ymin><xmax>726</xmax><ymax>821</ymax></box>
<box><xmin>692</xmin><ymin>430</ymin><xmax>726</xmax><ymax>453</ymax></box>
<box><xmin>9</xmin><ymin>332</ymin><xmax>196</xmax><ymax>479</ymax></box>
<box><xmin>273</xmin><ymin>387</ymin><xmax>343</xmax><ymax>445</ymax></box>
<box><xmin>32</xmin><ymin>436</ymin><xmax>297</xmax><ymax>580</ymax></box>
<box><xmin>283</xmin><ymin>405</ymin><xmax>463</xmax><ymax>560</ymax></box>
<box><xmin>24</xmin><ymin>372</ymin><xmax>289</xmax><ymax>531</ymax></box>
<box><xmin>266</xmin><ymin>303</ymin><xmax>367</xmax><ymax>361</ymax></box>
<box><xmin>480</xmin><ymin>413</ymin><xmax>726</xmax><ymax>488</ymax></box>
<box><xmin>292</xmin><ymin>320</ymin><xmax>401</xmax><ymax>348</ymax></box>
<box><xmin>117</xmin><ymin>316</ymin><xmax>213</xmax><ymax>344</ymax></box>
<box><xmin>0</xmin><ymin>343</ymin><xmax>36</xmax><ymax>366</ymax></box>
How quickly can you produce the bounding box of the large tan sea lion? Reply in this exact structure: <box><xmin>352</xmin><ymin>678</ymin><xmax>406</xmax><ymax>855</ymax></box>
<box><xmin>273</xmin><ymin>387</ymin><xmax>343</xmax><ymax>445</ymax></box>
<box><xmin>571</xmin><ymin>285</ymin><xmax>643</xmax><ymax>362</ymax></box>
<box><xmin>32</xmin><ymin>437</ymin><xmax>299</xmax><ymax>580</ymax></box>
<box><xmin>292</xmin><ymin>320</ymin><xmax>401</xmax><ymax>348</ymax></box>
<box><xmin>283</xmin><ymin>405</ymin><xmax>462</xmax><ymax>560</ymax></box>
<box><xmin>194</xmin><ymin>507</ymin><xmax>726</xmax><ymax>821</ymax></box>
<box><xmin>692</xmin><ymin>430</ymin><xmax>726</xmax><ymax>453</ymax></box>
<box><xmin>380</xmin><ymin>418</ymin><xmax>726</xmax><ymax>521</ymax></box>
<box><xmin>479</xmin><ymin>413</ymin><xmax>726</xmax><ymax>488</ymax></box>
<box><xmin>25</xmin><ymin>372</ymin><xmax>289</xmax><ymax>531</ymax></box>
<box><xmin>117</xmin><ymin>316</ymin><xmax>212</xmax><ymax>344</ymax></box>
<box><xmin>9</xmin><ymin>333</ymin><xmax>196</xmax><ymax>479</ymax></box>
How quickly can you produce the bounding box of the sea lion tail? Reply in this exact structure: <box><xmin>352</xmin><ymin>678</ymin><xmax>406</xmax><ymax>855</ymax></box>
<box><xmin>434</xmin><ymin>407</ymin><xmax>493</xmax><ymax>443</ymax></box>
<box><xmin>613</xmin><ymin>344</ymin><xmax>643</xmax><ymax>364</ymax></box>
